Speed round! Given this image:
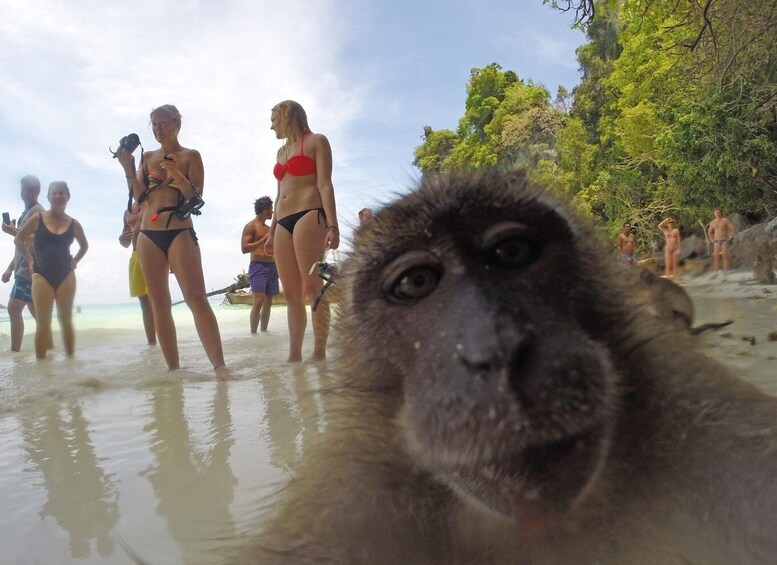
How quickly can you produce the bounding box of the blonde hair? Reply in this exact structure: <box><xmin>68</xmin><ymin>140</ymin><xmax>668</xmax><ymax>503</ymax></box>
<box><xmin>150</xmin><ymin>104</ymin><xmax>182</xmax><ymax>127</ymax></box>
<box><xmin>272</xmin><ymin>100</ymin><xmax>310</xmax><ymax>137</ymax></box>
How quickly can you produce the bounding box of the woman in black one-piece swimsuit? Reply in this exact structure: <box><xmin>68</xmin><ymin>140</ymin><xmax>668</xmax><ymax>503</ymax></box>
<box><xmin>14</xmin><ymin>181</ymin><xmax>89</xmax><ymax>359</ymax></box>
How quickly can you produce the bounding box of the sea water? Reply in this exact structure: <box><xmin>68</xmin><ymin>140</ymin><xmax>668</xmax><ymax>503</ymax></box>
<box><xmin>0</xmin><ymin>297</ymin><xmax>334</xmax><ymax>564</ymax></box>
<box><xmin>0</xmin><ymin>284</ymin><xmax>776</xmax><ymax>564</ymax></box>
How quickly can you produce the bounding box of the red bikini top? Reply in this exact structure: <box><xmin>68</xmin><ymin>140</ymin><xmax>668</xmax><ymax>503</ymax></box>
<box><xmin>273</xmin><ymin>132</ymin><xmax>316</xmax><ymax>181</ymax></box>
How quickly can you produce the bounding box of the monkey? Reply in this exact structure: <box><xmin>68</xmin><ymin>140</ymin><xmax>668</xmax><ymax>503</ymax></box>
<box><xmin>247</xmin><ymin>170</ymin><xmax>777</xmax><ymax>564</ymax></box>
<box><xmin>636</xmin><ymin>268</ymin><xmax>732</xmax><ymax>334</ymax></box>
<box><xmin>753</xmin><ymin>246</ymin><xmax>777</xmax><ymax>285</ymax></box>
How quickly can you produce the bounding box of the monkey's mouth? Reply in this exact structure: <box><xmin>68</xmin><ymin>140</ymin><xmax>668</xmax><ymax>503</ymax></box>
<box><xmin>441</xmin><ymin>424</ymin><xmax>607</xmax><ymax>532</ymax></box>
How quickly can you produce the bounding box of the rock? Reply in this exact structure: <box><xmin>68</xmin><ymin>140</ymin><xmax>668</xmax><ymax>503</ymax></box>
<box><xmin>730</xmin><ymin>218</ymin><xmax>777</xmax><ymax>269</ymax></box>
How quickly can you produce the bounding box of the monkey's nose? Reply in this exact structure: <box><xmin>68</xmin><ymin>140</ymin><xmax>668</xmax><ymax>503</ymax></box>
<box><xmin>459</xmin><ymin>318</ymin><xmax>534</xmax><ymax>373</ymax></box>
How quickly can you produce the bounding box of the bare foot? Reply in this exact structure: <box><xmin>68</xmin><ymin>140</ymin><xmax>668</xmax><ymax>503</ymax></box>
<box><xmin>215</xmin><ymin>364</ymin><xmax>235</xmax><ymax>381</ymax></box>
<box><xmin>304</xmin><ymin>353</ymin><xmax>327</xmax><ymax>366</ymax></box>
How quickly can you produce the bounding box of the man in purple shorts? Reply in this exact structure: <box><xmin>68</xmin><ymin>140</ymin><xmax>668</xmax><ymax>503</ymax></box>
<box><xmin>241</xmin><ymin>197</ymin><xmax>279</xmax><ymax>333</ymax></box>
<box><xmin>1</xmin><ymin>175</ymin><xmax>45</xmax><ymax>351</ymax></box>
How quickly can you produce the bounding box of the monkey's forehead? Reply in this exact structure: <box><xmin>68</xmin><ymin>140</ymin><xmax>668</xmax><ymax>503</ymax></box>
<box><xmin>361</xmin><ymin>170</ymin><xmax>584</xmax><ymax>246</ymax></box>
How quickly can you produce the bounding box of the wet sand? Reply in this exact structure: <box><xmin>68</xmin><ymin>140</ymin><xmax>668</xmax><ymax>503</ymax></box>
<box><xmin>682</xmin><ymin>270</ymin><xmax>777</xmax><ymax>396</ymax></box>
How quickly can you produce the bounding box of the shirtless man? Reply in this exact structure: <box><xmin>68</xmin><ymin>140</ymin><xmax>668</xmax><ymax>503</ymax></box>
<box><xmin>242</xmin><ymin>196</ymin><xmax>279</xmax><ymax>333</ymax></box>
<box><xmin>119</xmin><ymin>203</ymin><xmax>156</xmax><ymax>344</ymax></box>
<box><xmin>658</xmin><ymin>217</ymin><xmax>681</xmax><ymax>278</ymax></box>
<box><xmin>707</xmin><ymin>209</ymin><xmax>737</xmax><ymax>275</ymax></box>
<box><xmin>616</xmin><ymin>222</ymin><xmax>638</xmax><ymax>269</ymax></box>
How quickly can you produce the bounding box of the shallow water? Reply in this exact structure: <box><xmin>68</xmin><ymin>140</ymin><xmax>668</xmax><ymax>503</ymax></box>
<box><xmin>0</xmin><ymin>299</ymin><xmax>332</xmax><ymax>564</ymax></box>
<box><xmin>0</xmin><ymin>286</ymin><xmax>776</xmax><ymax>564</ymax></box>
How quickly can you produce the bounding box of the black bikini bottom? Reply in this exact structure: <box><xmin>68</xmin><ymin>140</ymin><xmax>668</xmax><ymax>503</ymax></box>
<box><xmin>140</xmin><ymin>228</ymin><xmax>198</xmax><ymax>256</ymax></box>
<box><xmin>277</xmin><ymin>208</ymin><xmax>325</xmax><ymax>234</ymax></box>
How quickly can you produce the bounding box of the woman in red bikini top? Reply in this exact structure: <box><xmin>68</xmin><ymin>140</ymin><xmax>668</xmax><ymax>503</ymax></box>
<box><xmin>266</xmin><ymin>99</ymin><xmax>340</xmax><ymax>363</ymax></box>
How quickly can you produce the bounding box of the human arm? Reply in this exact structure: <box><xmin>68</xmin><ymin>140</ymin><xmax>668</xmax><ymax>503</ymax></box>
<box><xmin>159</xmin><ymin>149</ymin><xmax>204</xmax><ymax>202</ymax></box>
<box><xmin>265</xmin><ymin>180</ymin><xmax>280</xmax><ymax>257</ymax></box>
<box><xmin>119</xmin><ymin>213</ymin><xmax>132</xmax><ymax>248</ymax></box>
<box><xmin>117</xmin><ymin>147</ymin><xmax>145</xmax><ymax>203</ymax></box>
<box><xmin>726</xmin><ymin>219</ymin><xmax>737</xmax><ymax>240</ymax></box>
<box><xmin>658</xmin><ymin>218</ymin><xmax>671</xmax><ymax>234</ymax></box>
<box><xmin>242</xmin><ymin>224</ymin><xmax>270</xmax><ymax>254</ymax></box>
<box><xmin>2</xmin><ymin>258</ymin><xmax>15</xmax><ymax>283</ymax></box>
<box><xmin>314</xmin><ymin>134</ymin><xmax>339</xmax><ymax>250</ymax></box>
<box><xmin>14</xmin><ymin>214</ymin><xmax>39</xmax><ymax>269</ymax></box>
<box><xmin>1</xmin><ymin>220</ymin><xmax>18</xmax><ymax>237</ymax></box>
<box><xmin>71</xmin><ymin>220</ymin><xmax>89</xmax><ymax>269</ymax></box>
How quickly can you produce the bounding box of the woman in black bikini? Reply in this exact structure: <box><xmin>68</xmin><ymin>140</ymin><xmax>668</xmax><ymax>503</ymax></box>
<box><xmin>266</xmin><ymin>100</ymin><xmax>340</xmax><ymax>363</ymax></box>
<box><xmin>116</xmin><ymin>104</ymin><xmax>232</xmax><ymax>380</ymax></box>
<box><xmin>14</xmin><ymin>181</ymin><xmax>88</xmax><ymax>359</ymax></box>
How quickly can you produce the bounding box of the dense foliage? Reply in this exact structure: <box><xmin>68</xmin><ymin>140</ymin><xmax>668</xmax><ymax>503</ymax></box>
<box><xmin>413</xmin><ymin>0</ymin><xmax>777</xmax><ymax>246</ymax></box>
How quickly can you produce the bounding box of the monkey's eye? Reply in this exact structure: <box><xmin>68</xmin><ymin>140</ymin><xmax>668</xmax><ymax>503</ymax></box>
<box><xmin>382</xmin><ymin>251</ymin><xmax>443</xmax><ymax>303</ymax></box>
<box><xmin>392</xmin><ymin>267</ymin><xmax>441</xmax><ymax>300</ymax></box>
<box><xmin>481</xmin><ymin>222</ymin><xmax>538</xmax><ymax>269</ymax></box>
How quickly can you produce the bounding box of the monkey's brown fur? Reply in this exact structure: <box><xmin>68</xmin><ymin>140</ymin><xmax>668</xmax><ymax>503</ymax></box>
<box><xmin>250</xmin><ymin>171</ymin><xmax>777</xmax><ymax>564</ymax></box>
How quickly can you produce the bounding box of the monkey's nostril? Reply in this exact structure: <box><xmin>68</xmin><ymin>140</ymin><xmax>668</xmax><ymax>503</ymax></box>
<box><xmin>507</xmin><ymin>336</ymin><xmax>536</xmax><ymax>408</ymax></box>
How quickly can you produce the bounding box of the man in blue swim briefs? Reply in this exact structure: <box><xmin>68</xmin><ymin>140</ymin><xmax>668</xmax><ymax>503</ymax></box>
<box><xmin>1</xmin><ymin>175</ymin><xmax>45</xmax><ymax>352</ymax></box>
<box><xmin>241</xmin><ymin>196</ymin><xmax>280</xmax><ymax>333</ymax></box>
<box><xmin>707</xmin><ymin>208</ymin><xmax>737</xmax><ymax>275</ymax></box>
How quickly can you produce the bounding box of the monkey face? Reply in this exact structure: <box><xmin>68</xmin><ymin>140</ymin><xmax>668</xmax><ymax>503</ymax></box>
<box><xmin>345</xmin><ymin>171</ymin><xmax>622</xmax><ymax>532</ymax></box>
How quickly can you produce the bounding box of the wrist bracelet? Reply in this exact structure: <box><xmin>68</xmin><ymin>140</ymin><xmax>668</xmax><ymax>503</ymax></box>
<box><xmin>326</xmin><ymin>225</ymin><xmax>339</xmax><ymax>232</ymax></box>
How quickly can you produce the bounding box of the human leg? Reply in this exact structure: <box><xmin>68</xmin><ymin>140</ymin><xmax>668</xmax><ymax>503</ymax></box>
<box><xmin>274</xmin><ymin>227</ymin><xmax>306</xmax><ymax>362</ymax></box>
<box><xmin>138</xmin><ymin>295</ymin><xmax>156</xmax><ymax>344</ymax></box>
<box><xmin>138</xmin><ymin>233</ymin><xmax>179</xmax><ymax>369</ymax></box>
<box><xmin>671</xmin><ymin>249</ymin><xmax>680</xmax><ymax>278</ymax></box>
<box><xmin>721</xmin><ymin>241</ymin><xmax>730</xmax><ymax>272</ymax></box>
<box><xmin>30</xmin><ymin>274</ymin><xmax>55</xmax><ymax>359</ymax></box>
<box><xmin>712</xmin><ymin>241</ymin><xmax>721</xmax><ymax>272</ymax></box>
<box><xmin>292</xmin><ymin>212</ymin><xmax>330</xmax><ymax>362</ymax></box>
<box><xmin>167</xmin><ymin>230</ymin><xmax>231</xmax><ymax>379</ymax></box>
<box><xmin>250</xmin><ymin>292</ymin><xmax>266</xmax><ymax>334</ymax></box>
<box><xmin>54</xmin><ymin>272</ymin><xmax>77</xmax><ymax>356</ymax></box>
<box><xmin>7</xmin><ymin>297</ymin><xmax>27</xmax><ymax>352</ymax></box>
<box><xmin>260</xmin><ymin>294</ymin><xmax>273</xmax><ymax>332</ymax></box>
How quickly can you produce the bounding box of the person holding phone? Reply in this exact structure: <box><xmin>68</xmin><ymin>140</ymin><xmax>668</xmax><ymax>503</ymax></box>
<box><xmin>115</xmin><ymin>104</ymin><xmax>232</xmax><ymax>380</ymax></box>
<box><xmin>1</xmin><ymin>175</ymin><xmax>45</xmax><ymax>352</ymax></box>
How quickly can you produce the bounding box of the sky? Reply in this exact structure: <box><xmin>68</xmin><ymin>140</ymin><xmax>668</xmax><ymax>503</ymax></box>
<box><xmin>0</xmin><ymin>0</ymin><xmax>584</xmax><ymax>305</ymax></box>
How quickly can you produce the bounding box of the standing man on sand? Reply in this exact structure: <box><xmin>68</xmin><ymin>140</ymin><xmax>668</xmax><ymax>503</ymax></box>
<box><xmin>119</xmin><ymin>202</ymin><xmax>156</xmax><ymax>345</ymax></box>
<box><xmin>616</xmin><ymin>222</ymin><xmax>638</xmax><ymax>269</ymax></box>
<box><xmin>1</xmin><ymin>175</ymin><xmax>45</xmax><ymax>352</ymax></box>
<box><xmin>241</xmin><ymin>197</ymin><xmax>279</xmax><ymax>333</ymax></box>
<box><xmin>707</xmin><ymin>209</ymin><xmax>737</xmax><ymax>275</ymax></box>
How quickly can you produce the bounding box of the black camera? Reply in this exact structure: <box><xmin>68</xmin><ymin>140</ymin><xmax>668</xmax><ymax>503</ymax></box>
<box><xmin>317</xmin><ymin>262</ymin><xmax>338</xmax><ymax>283</ymax></box>
<box><xmin>309</xmin><ymin>260</ymin><xmax>338</xmax><ymax>311</ymax></box>
<box><xmin>110</xmin><ymin>133</ymin><xmax>141</xmax><ymax>158</ymax></box>
<box><xmin>174</xmin><ymin>193</ymin><xmax>205</xmax><ymax>221</ymax></box>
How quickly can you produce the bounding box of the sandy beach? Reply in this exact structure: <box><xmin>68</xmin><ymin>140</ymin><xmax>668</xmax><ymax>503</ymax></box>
<box><xmin>680</xmin><ymin>270</ymin><xmax>777</xmax><ymax>396</ymax></box>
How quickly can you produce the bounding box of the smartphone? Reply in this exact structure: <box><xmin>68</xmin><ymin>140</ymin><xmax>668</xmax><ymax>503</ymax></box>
<box><xmin>2</xmin><ymin>212</ymin><xmax>10</xmax><ymax>225</ymax></box>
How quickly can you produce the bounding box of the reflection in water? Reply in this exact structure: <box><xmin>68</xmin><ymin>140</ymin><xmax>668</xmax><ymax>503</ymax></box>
<box><xmin>142</xmin><ymin>382</ymin><xmax>237</xmax><ymax>561</ymax></box>
<box><xmin>20</xmin><ymin>402</ymin><xmax>118</xmax><ymax>559</ymax></box>
<box><xmin>258</xmin><ymin>365</ymin><xmax>334</xmax><ymax>474</ymax></box>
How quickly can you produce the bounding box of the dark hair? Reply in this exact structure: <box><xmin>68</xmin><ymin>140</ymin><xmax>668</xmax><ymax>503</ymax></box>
<box><xmin>255</xmin><ymin>196</ymin><xmax>273</xmax><ymax>216</ymax></box>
